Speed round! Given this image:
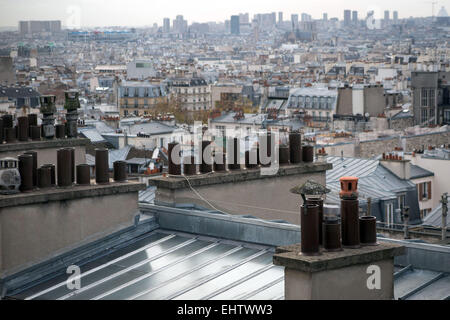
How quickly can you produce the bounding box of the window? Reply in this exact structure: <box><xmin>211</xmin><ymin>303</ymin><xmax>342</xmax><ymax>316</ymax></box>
<box><xmin>421</xmin><ymin>88</ymin><xmax>428</xmax><ymax>107</ymax></box>
<box><xmin>421</xmin><ymin>108</ymin><xmax>428</xmax><ymax>123</ymax></box>
<box><xmin>385</xmin><ymin>203</ymin><xmax>394</xmax><ymax>228</ymax></box>
<box><xmin>420</xmin><ymin>209</ymin><xmax>432</xmax><ymax>219</ymax></box>
<box><xmin>418</xmin><ymin>182</ymin><xmax>432</xmax><ymax>201</ymax></box>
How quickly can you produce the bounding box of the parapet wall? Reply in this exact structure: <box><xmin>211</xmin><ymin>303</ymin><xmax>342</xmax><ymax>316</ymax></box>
<box><xmin>0</xmin><ymin>182</ymin><xmax>145</xmax><ymax>279</ymax></box>
<box><xmin>149</xmin><ymin>162</ymin><xmax>332</xmax><ymax>225</ymax></box>
<box><xmin>0</xmin><ymin>138</ymin><xmax>89</xmax><ymax>167</ymax></box>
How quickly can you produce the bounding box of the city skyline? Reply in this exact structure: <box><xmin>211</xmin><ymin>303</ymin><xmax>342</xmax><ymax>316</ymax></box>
<box><xmin>0</xmin><ymin>0</ymin><xmax>449</xmax><ymax>28</ymax></box>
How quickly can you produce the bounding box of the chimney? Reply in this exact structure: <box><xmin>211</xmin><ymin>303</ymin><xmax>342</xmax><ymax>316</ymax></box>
<box><xmin>274</xmin><ymin>178</ymin><xmax>405</xmax><ymax>300</ymax></box>
<box><xmin>380</xmin><ymin>152</ymin><xmax>411</xmax><ymax>180</ymax></box>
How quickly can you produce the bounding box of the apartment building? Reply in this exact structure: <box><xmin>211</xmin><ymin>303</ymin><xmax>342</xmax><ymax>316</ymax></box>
<box><xmin>286</xmin><ymin>87</ymin><xmax>337</xmax><ymax>123</ymax></box>
<box><xmin>411</xmin><ymin>71</ymin><xmax>450</xmax><ymax>126</ymax></box>
<box><xmin>118</xmin><ymin>81</ymin><xmax>168</xmax><ymax>117</ymax></box>
<box><xmin>165</xmin><ymin>77</ymin><xmax>212</xmax><ymax>111</ymax></box>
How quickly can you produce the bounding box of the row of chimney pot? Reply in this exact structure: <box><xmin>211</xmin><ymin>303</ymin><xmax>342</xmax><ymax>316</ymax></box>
<box><xmin>0</xmin><ymin>114</ymin><xmax>71</xmax><ymax>144</ymax></box>
<box><xmin>300</xmin><ymin>177</ymin><xmax>378</xmax><ymax>256</ymax></box>
<box><xmin>168</xmin><ymin>132</ymin><xmax>316</xmax><ymax>176</ymax></box>
<box><xmin>382</xmin><ymin>153</ymin><xmax>403</xmax><ymax>161</ymax></box>
<box><xmin>15</xmin><ymin>148</ymin><xmax>128</xmax><ymax>193</ymax></box>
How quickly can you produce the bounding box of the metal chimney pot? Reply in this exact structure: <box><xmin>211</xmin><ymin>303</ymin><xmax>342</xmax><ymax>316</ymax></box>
<box><xmin>289</xmin><ymin>132</ymin><xmax>302</xmax><ymax>164</ymax></box>
<box><xmin>17</xmin><ymin>117</ymin><xmax>29</xmax><ymax>142</ymax></box>
<box><xmin>340</xmin><ymin>177</ymin><xmax>361</xmax><ymax>248</ymax></box>
<box><xmin>113</xmin><ymin>161</ymin><xmax>128</xmax><ymax>182</ymax></box>
<box><xmin>183</xmin><ymin>156</ymin><xmax>197</xmax><ymax>176</ymax></box>
<box><xmin>24</xmin><ymin>151</ymin><xmax>38</xmax><ymax>187</ymax></box>
<box><xmin>55</xmin><ymin>124</ymin><xmax>66</xmax><ymax>139</ymax></box>
<box><xmin>76</xmin><ymin>164</ymin><xmax>91</xmax><ymax>186</ymax></box>
<box><xmin>200</xmin><ymin>141</ymin><xmax>213</xmax><ymax>174</ymax></box>
<box><xmin>168</xmin><ymin>142</ymin><xmax>181</xmax><ymax>176</ymax></box>
<box><xmin>18</xmin><ymin>154</ymin><xmax>34</xmax><ymax>192</ymax></box>
<box><xmin>37</xmin><ymin>166</ymin><xmax>52</xmax><ymax>189</ymax></box>
<box><xmin>57</xmin><ymin>148</ymin><xmax>73</xmax><ymax>187</ymax></box>
<box><xmin>95</xmin><ymin>148</ymin><xmax>109</xmax><ymax>184</ymax></box>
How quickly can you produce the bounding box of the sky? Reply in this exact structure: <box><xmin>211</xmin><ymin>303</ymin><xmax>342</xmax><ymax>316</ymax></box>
<box><xmin>0</xmin><ymin>0</ymin><xmax>449</xmax><ymax>28</ymax></box>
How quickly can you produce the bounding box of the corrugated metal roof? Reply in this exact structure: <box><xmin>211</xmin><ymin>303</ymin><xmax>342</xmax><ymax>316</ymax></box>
<box><xmin>127</xmin><ymin>122</ymin><xmax>177</xmax><ymax>135</ymax></box>
<box><xmin>139</xmin><ymin>187</ymin><xmax>156</xmax><ymax>204</ymax></box>
<box><xmin>326</xmin><ymin>156</ymin><xmax>415</xmax><ymax>195</ymax></box>
<box><xmin>422</xmin><ymin>195</ymin><xmax>450</xmax><ymax>228</ymax></box>
<box><xmin>17</xmin><ymin>230</ymin><xmax>284</xmax><ymax>301</ymax></box>
<box><xmin>109</xmin><ymin>146</ymin><xmax>131</xmax><ymax>169</ymax></box>
<box><xmin>13</xmin><ymin>229</ymin><xmax>449</xmax><ymax>300</ymax></box>
<box><xmin>79</xmin><ymin>128</ymin><xmax>106</xmax><ymax>143</ymax></box>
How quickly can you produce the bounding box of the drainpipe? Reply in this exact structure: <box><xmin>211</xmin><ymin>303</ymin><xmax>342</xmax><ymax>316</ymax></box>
<box><xmin>442</xmin><ymin>193</ymin><xmax>448</xmax><ymax>242</ymax></box>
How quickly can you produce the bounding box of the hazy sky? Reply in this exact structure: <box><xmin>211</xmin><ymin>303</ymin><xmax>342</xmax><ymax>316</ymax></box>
<box><xmin>0</xmin><ymin>0</ymin><xmax>449</xmax><ymax>27</ymax></box>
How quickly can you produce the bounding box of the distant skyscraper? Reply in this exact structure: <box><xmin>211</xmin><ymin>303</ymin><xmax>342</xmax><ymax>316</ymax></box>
<box><xmin>393</xmin><ymin>11</ymin><xmax>399</xmax><ymax>24</ymax></box>
<box><xmin>384</xmin><ymin>10</ymin><xmax>390</xmax><ymax>23</ymax></box>
<box><xmin>231</xmin><ymin>15</ymin><xmax>240</xmax><ymax>35</ymax></box>
<box><xmin>301</xmin><ymin>13</ymin><xmax>311</xmax><ymax>22</ymax></box>
<box><xmin>352</xmin><ymin>11</ymin><xmax>358</xmax><ymax>25</ymax></box>
<box><xmin>163</xmin><ymin>18</ymin><xmax>170</xmax><ymax>33</ymax></box>
<box><xmin>291</xmin><ymin>14</ymin><xmax>299</xmax><ymax>30</ymax></box>
<box><xmin>344</xmin><ymin>10</ymin><xmax>352</xmax><ymax>27</ymax></box>
<box><xmin>278</xmin><ymin>12</ymin><xmax>283</xmax><ymax>24</ymax></box>
<box><xmin>19</xmin><ymin>20</ymin><xmax>61</xmax><ymax>35</ymax></box>
<box><xmin>173</xmin><ymin>15</ymin><xmax>188</xmax><ymax>34</ymax></box>
<box><xmin>323</xmin><ymin>13</ymin><xmax>328</xmax><ymax>21</ymax></box>
<box><xmin>239</xmin><ymin>13</ymin><xmax>249</xmax><ymax>24</ymax></box>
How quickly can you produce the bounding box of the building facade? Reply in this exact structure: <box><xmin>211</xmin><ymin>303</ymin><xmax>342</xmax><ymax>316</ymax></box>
<box><xmin>286</xmin><ymin>87</ymin><xmax>337</xmax><ymax>124</ymax></box>
<box><xmin>165</xmin><ymin>77</ymin><xmax>212</xmax><ymax>111</ymax></box>
<box><xmin>411</xmin><ymin>71</ymin><xmax>450</xmax><ymax>126</ymax></box>
<box><xmin>118</xmin><ymin>82</ymin><xmax>168</xmax><ymax>117</ymax></box>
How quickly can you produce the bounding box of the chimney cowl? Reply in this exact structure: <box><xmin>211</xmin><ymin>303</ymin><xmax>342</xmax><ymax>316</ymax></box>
<box><xmin>339</xmin><ymin>176</ymin><xmax>359</xmax><ymax>199</ymax></box>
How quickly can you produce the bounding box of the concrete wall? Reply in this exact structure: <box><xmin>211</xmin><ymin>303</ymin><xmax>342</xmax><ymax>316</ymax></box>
<box><xmin>1</xmin><ymin>145</ymin><xmax>86</xmax><ymax>167</ymax></box>
<box><xmin>285</xmin><ymin>259</ymin><xmax>394</xmax><ymax>300</ymax></box>
<box><xmin>0</xmin><ymin>185</ymin><xmax>142</xmax><ymax>278</ymax></box>
<box><xmin>357</xmin><ymin>130</ymin><xmax>450</xmax><ymax>159</ymax></box>
<box><xmin>336</xmin><ymin>87</ymin><xmax>352</xmax><ymax>115</ymax></box>
<box><xmin>364</xmin><ymin>85</ymin><xmax>385</xmax><ymax>117</ymax></box>
<box><xmin>155</xmin><ymin>171</ymin><xmax>325</xmax><ymax>225</ymax></box>
<box><xmin>0</xmin><ymin>139</ymin><xmax>89</xmax><ymax>167</ymax></box>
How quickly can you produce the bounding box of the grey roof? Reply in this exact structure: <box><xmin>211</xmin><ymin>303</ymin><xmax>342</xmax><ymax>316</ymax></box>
<box><xmin>0</xmin><ymin>86</ymin><xmax>40</xmax><ymax>98</ymax></box>
<box><xmin>109</xmin><ymin>146</ymin><xmax>131</xmax><ymax>169</ymax></box>
<box><xmin>12</xmin><ymin>227</ymin><xmax>450</xmax><ymax>300</ymax></box>
<box><xmin>394</xmin><ymin>266</ymin><xmax>450</xmax><ymax>300</ymax></box>
<box><xmin>327</xmin><ymin>156</ymin><xmax>415</xmax><ymax>193</ymax></box>
<box><xmin>422</xmin><ymin>195</ymin><xmax>450</xmax><ymax>228</ymax></box>
<box><xmin>17</xmin><ymin>230</ymin><xmax>284</xmax><ymax>300</ymax></box>
<box><xmin>126</xmin><ymin>158</ymin><xmax>151</xmax><ymax>166</ymax></box>
<box><xmin>139</xmin><ymin>186</ymin><xmax>156</xmax><ymax>204</ymax></box>
<box><xmin>410</xmin><ymin>164</ymin><xmax>434</xmax><ymax>179</ymax></box>
<box><xmin>86</xmin><ymin>147</ymin><xmax>132</xmax><ymax>168</ymax></box>
<box><xmin>391</xmin><ymin>109</ymin><xmax>413</xmax><ymax>120</ymax></box>
<box><xmin>127</xmin><ymin>122</ymin><xmax>177</xmax><ymax>135</ymax></box>
<box><xmin>325</xmin><ymin>156</ymin><xmax>415</xmax><ymax>204</ymax></box>
<box><xmin>83</xmin><ymin>120</ymin><xmax>115</xmax><ymax>134</ymax></box>
<box><xmin>210</xmin><ymin>113</ymin><xmax>267</xmax><ymax>125</ymax></box>
<box><xmin>78</xmin><ymin>128</ymin><xmax>106</xmax><ymax>143</ymax></box>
